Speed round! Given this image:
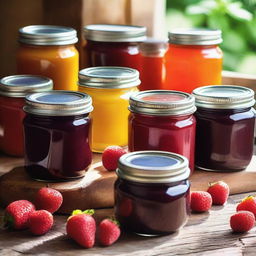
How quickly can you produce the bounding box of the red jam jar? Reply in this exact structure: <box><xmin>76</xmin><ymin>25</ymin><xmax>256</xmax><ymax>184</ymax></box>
<box><xmin>23</xmin><ymin>91</ymin><xmax>93</xmax><ymax>181</ymax></box>
<box><xmin>83</xmin><ymin>24</ymin><xmax>146</xmax><ymax>71</ymax></box>
<box><xmin>193</xmin><ymin>85</ymin><xmax>255</xmax><ymax>171</ymax></box>
<box><xmin>128</xmin><ymin>90</ymin><xmax>196</xmax><ymax>172</ymax></box>
<box><xmin>115</xmin><ymin>151</ymin><xmax>190</xmax><ymax>236</ymax></box>
<box><xmin>0</xmin><ymin>75</ymin><xmax>53</xmax><ymax>156</ymax></box>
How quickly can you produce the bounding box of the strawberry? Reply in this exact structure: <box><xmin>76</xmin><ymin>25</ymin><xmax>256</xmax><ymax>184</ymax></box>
<box><xmin>66</xmin><ymin>209</ymin><xmax>96</xmax><ymax>248</ymax></box>
<box><xmin>28</xmin><ymin>210</ymin><xmax>53</xmax><ymax>235</ymax></box>
<box><xmin>190</xmin><ymin>191</ymin><xmax>212</xmax><ymax>212</ymax></box>
<box><xmin>236</xmin><ymin>196</ymin><xmax>256</xmax><ymax>218</ymax></box>
<box><xmin>4</xmin><ymin>200</ymin><xmax>35</xmax><ymax>229</ymax></box>
<box><xmin>207</xmin><ymin>181</ymin><xmax>229</xmax><ymax>205</ymax></box>
<box><xmin>35</xmin><ymin>187</ymin><xmax>63</xmax><ymax>213</ymax></box>
<box><xmin>99</xmin><ymin>218</ymin><xmax>121</xmax><ymax>246</ymax></box>
<box><xmin>102</xmin><ymin>146</ymin><xmax>127</xmax><ymax>171</ymax></box>
<box><xmin>230</xmin><ymin>211</ymin><xmax>255</xmax><ymax>232</ymax></box>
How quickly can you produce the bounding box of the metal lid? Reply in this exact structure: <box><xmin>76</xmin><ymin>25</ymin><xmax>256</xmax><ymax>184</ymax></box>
<box><xmin>78</xmin><ymin>67</ymin><xmax>140</xmax><ymax>89</ymax></box>
<box><xmin>19</xmin><ymin>25</ymin><xmax>78</xmax><ymax>46</ymax></box>
<box><xmin>192</xmin><ymin>85</ymin><xmax>255</xmax><ymax>109</ymax></box>
<box><xmin>168</xmin><ymin>28</ymin><xmax>222</xmax><ymax>45</ymax></box>
<box><xmin>84</xmin><ymin>24</ymin><xmax>147</xmax><ymax>42</ymax></box>
<box><xmin>24</xmin><ymin>91</ymin><xmax>93</xmax><ymax>116</ymax></box>
<box><xmin>117</xmin><ymin>151</ymin><xmax>190</xmax><ymax>183</ymax></box>
<box><xmin>139</xmin><ymin>38</ymin><xmax>168</xmax><ymax>56</ymax></box>
<box><xmin>0</xmin><ymin>75</ymin><xmax>53</xmax><ymax>97</ymax></box>
<box><xmin>129</xmin><ymin>90</ymin><xmax>196</xmax><ymax>116</ymax></box>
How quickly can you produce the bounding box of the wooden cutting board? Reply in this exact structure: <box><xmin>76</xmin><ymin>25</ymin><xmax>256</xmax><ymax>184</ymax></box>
<box><xmin>0</xmin><ymin>153</ymin><xmax>256</xmax><ymax>214</ymax></box>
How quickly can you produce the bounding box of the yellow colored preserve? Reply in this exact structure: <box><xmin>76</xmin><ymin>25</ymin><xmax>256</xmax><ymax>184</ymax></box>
<box><xmin>79</xmin><ymin>67</ymin><xmax>140</xmax><ymax>152</ymax></box>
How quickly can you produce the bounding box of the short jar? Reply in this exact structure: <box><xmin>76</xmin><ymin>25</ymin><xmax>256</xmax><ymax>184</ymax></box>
<box><xmin>17</xmin><ymin>25</ymin><xmax>79</xmax><ymax>90</ymax></box>
<box><xmin>115</xmin><ymin>151</ymin><xmax>190</xmax><ymax>236</ymax></box>
<box><xmin>83</xmin><ymin>24</ymin><xmax>146</xmax><ymax>71</ymax></box>
<box><xmin>165</xmin><ymin>28</ymin><xmax>223</xmax><ymax>93</ymax></box>
<box><xmin>193</xmin><ymin>85</ymin><xmax>255</xmax><ymax>171</ymax></box>
<box><xmin>128</xmin><ymin>90</ymin><xmax>196</xmax><ymax>172</ymax></box>
<box><xmin>79</xmin><ymin>67</ymin><xmax>140</xmax><ymax>152</ymax></box>
<box><xmin>23</xmin><ymin>91</ymin><xmax>93</xmax><ymax>181</ymax></box>
<box><xmin>0</xmin><ymin>75</ymin><xmax>53</xmax><ymax>156</ymax></box>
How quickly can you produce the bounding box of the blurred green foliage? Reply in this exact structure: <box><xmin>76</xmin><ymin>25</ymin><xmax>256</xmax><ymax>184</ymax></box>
<box><xmin>166</xmin><ymin>0</ymin><xmax>256</xmax><ymax>74</ymax></box>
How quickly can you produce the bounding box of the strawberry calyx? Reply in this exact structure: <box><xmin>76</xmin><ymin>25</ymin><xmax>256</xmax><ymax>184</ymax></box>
<box><xmin>241</xmin><ymin>195</ymin><xmax>255</xmax><ymax>202</ymax></box>
<box><xmin>3</xmin><ymin>213</ymin><xmax>14</xmax><ymax>229</ymax></box>
<box><xmin>68</xmin><ymin>209</ymin><xmax>95</xmax><ymax>220</ymax></box>
<box><xmin>208</xmin><ymin>181</ymin><xmax>222</xmax><ymax>187</ymax></box>
<box><xmin>107</xmin><ymin>217</ymin><xmax>120</xmax><ymax>227</ymax></box>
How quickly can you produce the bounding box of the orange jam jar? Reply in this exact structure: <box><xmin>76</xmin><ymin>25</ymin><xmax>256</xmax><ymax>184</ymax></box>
<box><xmin>165</xmin><ymin>29</ymin><xmax>223</xmax><ymax>93</ymax></box>
<box><xmin>17</xmin><ymin>25</ymin><xmax>79</xmax><ymax>91</ymax></box>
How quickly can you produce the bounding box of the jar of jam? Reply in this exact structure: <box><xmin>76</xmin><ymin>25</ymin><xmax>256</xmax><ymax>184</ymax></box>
<box><xmin>193</xmin><ymin>85</ymin><xmax>255</xmax><ymax>171</ymax></box>
<box><xmin>0</xmin><ymin>75</ymin><xmax>53</xmax><ymax>156</ymax></box>
<box><xmin>128</xmin><ymin>90</ymin><xmax>196</xmax><ymax>172</ymax></box>
<box><xmin>17</xmin><ymin>25</ymin><xmax>79</xmax><ymax>91</ymax></box>
<box><xmin>165</xmin><ymin>28</ymin><xmax>223</xmax><ymax>93</ymax></box>
<box><xmin>23</xmin><ymin>91</ymin><xmax>93</xmax><ymax>181</ymax></box>
<box><xmin>83</xmin><ymin>24</ymin><xmax>146</xmax><ymax>71</ymax></box>
<box><xmin>79</xmin><ymin>67</ymin><xmax>140</xmax><ymax>152</ymax></box>
<box><xmin>115</xmin><ymin>151</ymin><xmax>190</xmax><ymax>236</ymax></box>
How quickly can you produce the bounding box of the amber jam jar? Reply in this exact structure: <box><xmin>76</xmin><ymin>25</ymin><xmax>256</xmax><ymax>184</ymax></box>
<box><xmin>115</xmin><ymin>151</ymin><xmax>190</xmax><ymax>236</ymax></box>
<box><xmin>128</xmin><ymin>90</ymin><xmax>196</xmax><ymax>172</ymax></box>
<box><xmin>23</xmin><ymin>91</ymin><xmax>93</xmax><ymax>181</ymax></box>
<box><xmin>193</xmin><ymin>85</ymin><xmax>255</xmax><ymax>171</ymax></box>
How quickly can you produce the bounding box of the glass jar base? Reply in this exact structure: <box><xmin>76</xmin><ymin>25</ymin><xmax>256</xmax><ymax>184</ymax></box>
<box><xmin>196</xmin><ymin>165</ymin><xmax>245</xmax><ymax>172</ymax></box>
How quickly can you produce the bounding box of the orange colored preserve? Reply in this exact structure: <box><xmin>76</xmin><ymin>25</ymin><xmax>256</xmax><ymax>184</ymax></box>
<box><xmin>165</xmin><ymin>29</ymin><xmax>223</xmax><ymax>93</ymax></box>
<box><xmin>0</xmin><ymin>75</ymin><xmax>53</xmax><ymax>156</ymax></box>
<box><xmin>17</xmin><ymin>25</ymin><xmax>79</xmax><ymax>91</ymax></box>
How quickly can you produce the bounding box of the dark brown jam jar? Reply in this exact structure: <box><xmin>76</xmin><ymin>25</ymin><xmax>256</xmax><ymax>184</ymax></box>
<box><xmin>114</xmin><ymin>151</ymin><xmax>190</xmax><ymax>236</ymax></box>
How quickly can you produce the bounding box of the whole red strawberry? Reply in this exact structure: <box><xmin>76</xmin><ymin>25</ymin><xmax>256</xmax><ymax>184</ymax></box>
<box><xmin>207</xmin><ymin>181</ymin><xmax>229</xmax><ymax>205</ymax></box>
<box><xmin>230</xmin><ymin>211</ymin><xmax>255</xmax><ymax>232</ymax></box>
<box><xmin>66</xmin><ymin>209</ymin><xmax>96</xmax><ymax>248</ymax></box>
<box><xmin>102</xmin><ymin>146</ymin><xmax>127</xmax><ymax>171</ymax></box>
<box><xmin>236</xmin><ymin>196</ymin><xmax>256</xmax><ymax>218</ymax></box>
<box><xmin>190</xmin><ymin>191</ymin><xmax>212</xmax><ymax>212</ymax></box>
<box><xmin>35</xmin><ymin>187</ymin><xmax>63</xmax><ymax>213</ymax></box>
<box><xmin>28</xmin><ymin>210</ymin><xmax>53</xmax><ymax>235</ymax></box>
<box><xmin>4</xmin><ymin>200</ymin><xmax>35</xmax><ymax>229</ymax></box>
<box><xmin>99</xmin><ymin>218</ymin><xmax>121</xmax><ymax>246</ymax></box>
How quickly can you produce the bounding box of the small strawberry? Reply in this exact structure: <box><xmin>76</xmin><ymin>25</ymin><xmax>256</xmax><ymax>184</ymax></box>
<box><xmin>230</xmin><ymin>211</ymin><xmax>255</xmax><ymax>232</ymax></box>
<box><xmin>207</xmin><ymin>181</ymin><xmax>229</xmax><ymax>205</ymax></box>
<box><xmin>35</xmin><ymin>187</ymin><xmax>63</xmax><ymax>213</ymax></box>
<box><xmin>190</xmin><ymin>191</ymin><xmax>212</xmax><ymax>212</ymax></box>
<box><xmin>236</xmin><ymin>196</ymin><xmax>256</xmax><ymax>218</ymax></box>
<box><xmin>66</xmin><ymin>209</ymin><xmax>96</xmax><ymax>248</ymax></box>
<box><xmin>28</xmin><ymin>210</ymin><xmax>53</xmax><ymax>235</ymax></box>
<box><xmin>4</xmin><ymin>200</ymin><xmax>35</xmax><ymax>229</ymax></box>
<box><xmin>99</xmin><ymin>218</ymin><xmax>121</xmax><ymax>246</ymax></box>
<box><xmin>102</xmin><ymin>146</ymin><xmax>127</xmax><ymax>171</ymax></box>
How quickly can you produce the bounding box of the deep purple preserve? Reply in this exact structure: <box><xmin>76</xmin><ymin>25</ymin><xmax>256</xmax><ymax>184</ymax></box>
<box><xmin>114</xmin><ymin>151</ymin><xmax>190</xmax><ymax>236</ymax></box>
<box><xmin>23</xmin><ymin>91</ymin><xmax>93</xmax><ymax>181</ymax></box>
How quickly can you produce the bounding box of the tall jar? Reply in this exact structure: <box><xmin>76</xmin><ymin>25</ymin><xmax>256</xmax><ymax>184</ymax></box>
<box><xmin>23</xmin><ymin>91</ymin><xmax>93</xmax><ymax>181</ymax></box>
<box><xmin>128</xmin><ymin>90</ymin><xmax>196</xmax><ymax>172</ymax></box>
<box><xmin>193</xmin><ymin>85</ymin><xmax>255</xmax><ymax>171</ymax></box>
<box><xmin>0</xmin><ymin>75</ymin><xmax>53</xmax><ymax>156</ymax></box>
<box><xmin>17</xmin><ymin>25</ymin><xmax>79</xmax><ymax>91</ymax></box>
<box><xmin>78</xmin><ymin>67</ymin><xmax>140</xmax><ymax>152</ymax></box>
<box><xmin>165</xmin><ymin>29</ymin><xmax>223</xmax><ymax>93</ymax></box>
<box><xmin>83</xmin><ymin>24</ymin><xmax>146</xmax><ymax>71</ymax></box>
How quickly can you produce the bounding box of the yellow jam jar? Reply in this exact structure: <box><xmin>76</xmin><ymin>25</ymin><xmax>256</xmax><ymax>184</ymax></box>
<box><xmin>78</xmin><ymin>67</ymin><xmax>140</xmax><ymax>152</ymax></box>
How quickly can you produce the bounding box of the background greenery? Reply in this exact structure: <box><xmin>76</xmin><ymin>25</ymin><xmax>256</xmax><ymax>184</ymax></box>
<box><xmin>166</xmin><ymin>0</ymin><xmax>256</xmax><ymax>74</ymax></box>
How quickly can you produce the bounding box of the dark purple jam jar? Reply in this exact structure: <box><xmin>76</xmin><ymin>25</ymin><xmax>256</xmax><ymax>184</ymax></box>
<box><xmin>114</xmin><ymin>151</ymin><xmax>190</xmax><ymax>236</ymax></box>
<box><xmin>23</xmin><ymin>91</ymin><xmax>93</xmax><ymax>181</ymax></box>
<box><xmin>193</xmin><ymin>85</ymin><xmax>255</xmax><ymax>171</ymax></box>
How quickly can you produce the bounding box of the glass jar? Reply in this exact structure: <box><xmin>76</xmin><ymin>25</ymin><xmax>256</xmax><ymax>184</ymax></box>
<box><xmin>115</xmin><ymin>151</ymin><xmax>190</xmax><ymax>236</ymax></box>
<box><xmin>128</xmin><ymin>90</ymin><xmax>196</xmax><ymax>172</ymax></box>
<box><xmin>193</xmin><ymin>85</ymin><xmax>255</xmax><ymax>171</ymax></box>
<box><xmin>23</xmin><ymin>91</ymin><xmax>93</xmax><ymax>181</ymax></box>
<box><xmin>17</xmin><ymin>25</ymin><xmax>79</xmax><ymax>91</ymax></box>
<box><xmin>0</xmin><ymin>75</ymin><xmax>53</xmax><ymax>156</ymax></box>
<box><xmin>165</xmin><ymin>28</ymin><xmax>223</xmax><ymax>93</ymax></box>
<box><xmin>83</xmin><ymin>24</ymin><xmax>146</xmax><ymax>71</ymax></box>
<box><xmin>79</xmin><ymin>67</ymin><xmax>140</xmax><ymax>152</ymax></box>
